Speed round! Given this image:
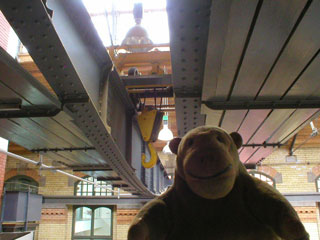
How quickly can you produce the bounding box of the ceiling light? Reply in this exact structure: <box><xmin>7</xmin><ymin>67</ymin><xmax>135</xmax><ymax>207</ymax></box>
<box><xmin>162</xmin><ymin>141</ymin><xmax>172</xmax><ymax>154</ymax></box>
<box><xmin>158</xmin><ymin>115</ymin><xmax>173</xmax><ymax>141</ymax></box>
<box><xmin>121</xmin><ymin>3</ymin><xmax>153</xmax><ymax>52</ymax></box>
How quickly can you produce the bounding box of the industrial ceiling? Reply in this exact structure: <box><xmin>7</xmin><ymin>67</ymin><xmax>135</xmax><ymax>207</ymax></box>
<box><xmin>168</xmin><ymin>0</ymin><xmax>320</xmax><ymax>164</ymax></box>
<box><xmin>0</xmin><ymin>0</ymin><xmax>320</xmax><ymax>196</ymax></box>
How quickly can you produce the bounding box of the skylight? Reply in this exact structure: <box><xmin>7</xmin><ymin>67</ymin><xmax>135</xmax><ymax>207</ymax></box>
<box><xmin>82</xmin><ymin>0</ymin><xmax>169</xmax><ymax>46</ymax></box>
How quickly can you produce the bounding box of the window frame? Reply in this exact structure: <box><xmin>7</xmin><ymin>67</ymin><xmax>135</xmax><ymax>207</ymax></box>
<box><xmin>248</xmin><ymin>170</ymin><xmax>276</xmax><ymax>187</ymax></box>
<box><xmin>5</xmin><ymin>175</ymin><xmax>39</xmax><ymax>194</ymax></box>
<box><xmin>315</xmin><ymin>175</ymin><xmax>320</xmax><ymax>192</ymax></box>
<box><xmin>72</xmin><ymin>205</ymin><xmax>113</xmax><ymax>240</ymax></box>
<box><xmin>74</xmin><ymin>176</ymin><xmax>114</xmax><ymax>196</ymax></box>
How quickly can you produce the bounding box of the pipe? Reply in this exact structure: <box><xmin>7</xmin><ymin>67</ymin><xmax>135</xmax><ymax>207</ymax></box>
<box><xmin>0</xmin><ymin>148</ymin><xmax>119</xmax><ymax>194</ymax></box>
<box><xmin>292</xmin><ymin>121</ymin><xmax>319</xmax><ymax>153</ymax></box>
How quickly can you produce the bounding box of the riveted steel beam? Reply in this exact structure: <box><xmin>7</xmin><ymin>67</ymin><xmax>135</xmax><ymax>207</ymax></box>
<box><xmin>0</xmin><ymin>0</ymin><xmax>153</xmax><ymax>196</ymax></box>
<box><xmin>167</xmin><ymin>0</ymin><xmax>211</xmax><ymax>136</ymax></box>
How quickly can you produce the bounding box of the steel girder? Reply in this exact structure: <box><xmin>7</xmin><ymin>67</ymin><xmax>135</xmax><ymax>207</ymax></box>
<box><xmin>122</xmin><ymin>75</ymin><xmax>172</xmax><ymax>88</ymax></box>
<box><xmin>0</xmin><ymin>0</ymin><xmax>159</xmax><ymax>197</ymax></box>
<box><xmin>167</xmin><ymin>0</ymin><xmax>211</xmax><ymax>136</ymax></box>
<box><xmin>203</xmin><ymin>99</ymin><xmax>320</xmax><ymax>110</ymax></box>
<box><xmin>43</xmin><ymin>196</ymin><xmax>154</xmax><ymax>206</ymax></box>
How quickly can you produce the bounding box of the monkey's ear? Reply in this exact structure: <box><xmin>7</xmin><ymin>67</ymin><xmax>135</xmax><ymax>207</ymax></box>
<box><xmin>169</xmin><ymin>138</ymin><xmax>182</xmax><ymax>155</ymax></box>
<box><xmin>230</xmin><ymin>132</ymin><xmax>243</xmax><ymax>149</ymax></box>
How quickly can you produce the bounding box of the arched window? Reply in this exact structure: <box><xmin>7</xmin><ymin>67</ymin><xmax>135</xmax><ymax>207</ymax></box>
<box><xmin>73</xmin><ymin>206</ymin><xmax>112</xmax><ymax>239</ymax></box>
<box><xmin>5</xmin><ymin>175</ymin><xmax>39</xmax><ymax>194</ymax></box>
<box><xmin>315</xmin><ymin>176</ymin><xmax>320</xmax><ymax>192</ymax></box>
<box><xmin>249</xmin><ymin>171</ymin><xmax>275</xmax><ymax>187</ymax></box>
<box><xmin>74</xmin><ymin>176</ymin><xmax>113</xmax><ymax>196</ymax></box>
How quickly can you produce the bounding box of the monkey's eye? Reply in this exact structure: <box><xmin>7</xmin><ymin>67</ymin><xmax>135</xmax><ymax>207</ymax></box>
<box><xmin>187</xmin><ymin>139</ymin><xmax>194</xmax><ymax>147</ymax></box>
<box><xmin>217</xmin><ymin>135</ymin><xmax>224</xmax><ymax>143</ymax></box>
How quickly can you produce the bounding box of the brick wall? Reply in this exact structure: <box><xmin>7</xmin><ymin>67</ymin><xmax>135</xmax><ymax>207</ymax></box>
<box><xmin>257</xmin><ymin>147</ymin><xmax>320</xmax><ymax>239</ymax></box>
<box><xmin>0</xmin><ymin>153</ymin><xmax>7</xmax><ymax>196</ymax></box>
<box><xmin>5</xmin><ymin>155</ymin><xmax>75</xmax><ymax>239</ymax></box>
<box><xmin>4</xmin><ymin>153</ymin><xmax>142</xmax><ymax>240</ymax></box>
<box><xmin>36</xmin><ymin>206</ymin><xmax>73</xmax><ymax>240</ymax></box>
<box><xmin>116</xmin><ymin>209</ymin><xmax>139</xmax><ymax>240</ymax></box>
<box><xmin>259</xmin><ymin>148</ymin><xmax>320</xmax><ymax>193</ymax></box>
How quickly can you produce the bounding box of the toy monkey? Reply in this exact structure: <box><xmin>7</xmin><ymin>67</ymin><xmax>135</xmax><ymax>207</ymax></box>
<box><xmin>128</xmin><ymin>126</ymin><xmax>309</xmax><ymax>240</ymax></box>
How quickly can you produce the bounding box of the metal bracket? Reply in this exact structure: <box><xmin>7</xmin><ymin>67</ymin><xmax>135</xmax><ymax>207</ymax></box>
<box><xmin>130</xmin><ymin>87</ymin><xmax>173</xmax><ymax>99</ymax></box>
<box><xmin>122</xmin><ymin>75</ymin><xmax>172</xmax><ymax>88</ymax></box>
<box><xmin>31</xmin><ymin>147</ymin><xmax>95</xmax><ymax>153</ymax></box>
<box><xmin>0</xmin><ymin>106</ymin><xmax>60</xmax><ymax>118</ymax></box>
<box><xmin>203</xmin><ymin>99</ymin><xmax>320</xmax><ymax>110</ymax></box>
<box><xmin>243</xmin><ymin>143</ymin><xmax>283</xmax><ymax>148</ymax></box>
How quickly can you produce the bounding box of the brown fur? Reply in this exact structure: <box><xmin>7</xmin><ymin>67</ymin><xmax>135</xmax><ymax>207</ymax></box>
<box><xmin>128</xmin><ymin>126</ymin><xmax>309</xmax><ymax>240</ymax></box>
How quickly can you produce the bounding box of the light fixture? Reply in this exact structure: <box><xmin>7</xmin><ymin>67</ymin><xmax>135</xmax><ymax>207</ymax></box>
<box><xmin>162</xmin><ymin>141</ymin><xmax>172</xmax><ymax>154</ymax></box>
<box><xmin>121</xmin><ymin>3</ymin><xmax>153</xmax><ymax>52</ymax></box>
<box><xmin>0</xmin><ymin>137</ymin><xmax>9</xmax><ymax>151</ymax></box>
<box><xmin>158</xmin><ymin>115</ymin><xmax>173</xmax><ymax>141</ymax></box>
<box><xmin>310</xmin><ymin>121</ymin><xmax>318</xmax><ymax>137</ymax></box>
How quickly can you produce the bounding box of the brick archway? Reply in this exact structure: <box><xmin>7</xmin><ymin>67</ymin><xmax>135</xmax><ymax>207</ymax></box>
<box><xmin>311</xmin><ymin>165</ymin><xmax>320</xmax><ymax>177</ymax></box>
<box><xmin>250</xmin><ymin>166</ymin><xmax>283</xmax><ymax>183</ymax></box>
<box><xmin>5</xmin><ymin>169</ymin><xmax>40</xmax><ymax>182</ymax></box>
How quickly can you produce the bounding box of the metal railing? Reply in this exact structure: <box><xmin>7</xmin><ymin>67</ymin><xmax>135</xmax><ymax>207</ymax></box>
<box><xmin>4</xmin><ymin>182</ymin><xmax>38</xmax><ymax>194</ymax></box>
